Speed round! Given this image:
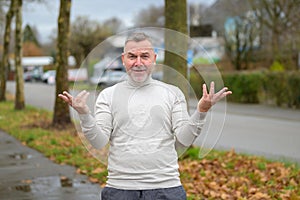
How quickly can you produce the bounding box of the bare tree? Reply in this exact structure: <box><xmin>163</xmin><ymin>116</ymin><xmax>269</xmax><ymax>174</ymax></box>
<box><xmin>0</xmin><ymin>0</ymin><xmax>14</xmax><ymax>101</ymax></box>
<box><xmin>69</xmin><ymin>15</ymin><xmax>118</xmax><ymax>74</ymax></box>
<box><xmin>53</xmin><ymin>0</ymin><xmax>72</xmax><ymax>127</ymax></box>
<box><xmin>202</xmin><ymin>0</ymin><xmax>251</xmax><ymax>36</ymax></box>
<box><xmin>248</xmin><ymin>0</ymin><xmax>300</xmax><ymax>66</ymax></box>
<box><xmin>133</xmin><ymin>5</ymin><xmax>164</xmax><ymax>27</ymax></box>
<box><xmin>103</xmin><ymin>17</ymin><xmax>123</xmax><ymax>33</ymax></box>
<box><xmin>224</xmin><ymin>12</ymin><xmax>260</xmax><ymax>70</ymax></box>
<box><xmin>14</xmin><ymin>0</ymin><xmax>25</xmax><ymax>110</ymax></box>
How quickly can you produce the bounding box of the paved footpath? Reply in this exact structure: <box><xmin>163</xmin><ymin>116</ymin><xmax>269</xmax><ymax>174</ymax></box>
<box><xmin>0</xmin><ymin>130</ymin><xmax>101</xmax><ymax>200</ymax></box>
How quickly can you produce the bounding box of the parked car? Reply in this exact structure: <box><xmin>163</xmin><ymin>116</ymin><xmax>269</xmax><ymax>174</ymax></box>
<box><xmin>23</xmin><ymin>67</ymin><xmax>43</xmax><ymax>82</ymax></box>
<box><xmin>23</xmin><ymin>71</ymin><xmax>36</xmax><ymax>82</ymax></box>
<box><xmin>68</xmin><ymin>68</ymin><xmax>88</xmax><ymax>82</ymax></box>
<box><xmin>41</xmin><ymin>70</ymin><xmax>56</xmax><ymax>84</ymax></box>
<box><xmin>97</xmin><ymin>69</ymin><xmax>127</xmax><ymax>88</ymax></box>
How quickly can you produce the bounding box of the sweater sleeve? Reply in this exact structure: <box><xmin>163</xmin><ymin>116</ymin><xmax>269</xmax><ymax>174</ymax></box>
<box><xmin>171</xmin><ymin>88</ymin><xmax>207</xmax><ymax>148</ymax></box>
<box><xmin>79</xmin><ymin>90</ymin><xmax>113</xmax><ymax>149</ymax></box>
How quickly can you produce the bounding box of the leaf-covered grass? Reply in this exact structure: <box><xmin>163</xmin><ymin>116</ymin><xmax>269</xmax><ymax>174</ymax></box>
<box><xmin>180</xmin><ymin>148</ymin><xmax>300</xmax><ymax>199</ymax></box>
<box><xmin>0</xmin><ymin>100</ymin><xmax>299</xmax><ymax>199</ymax></box>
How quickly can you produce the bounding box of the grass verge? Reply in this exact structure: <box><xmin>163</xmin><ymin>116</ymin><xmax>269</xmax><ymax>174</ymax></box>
<box><xmin>0</xmin><ymin>100</ymin><xmax>299</xmax><ymax>199</ymax></box>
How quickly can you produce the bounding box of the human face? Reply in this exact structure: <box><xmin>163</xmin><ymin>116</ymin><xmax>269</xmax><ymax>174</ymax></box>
<box><xmin>122</xmin><ymin>40</ymin><xmax>157</xmax><ymax>83</ymax></box>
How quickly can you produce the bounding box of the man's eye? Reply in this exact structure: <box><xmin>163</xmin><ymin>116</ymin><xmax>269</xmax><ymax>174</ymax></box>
<box><xmin>142</xmin><ymin>55</ymin><xmax>149</xmax><ymax>59</ymax></box>
<box><xmin>129</xmin><ymin>55</ymin><xmax>136</xmax><ymax>59</ymax></box>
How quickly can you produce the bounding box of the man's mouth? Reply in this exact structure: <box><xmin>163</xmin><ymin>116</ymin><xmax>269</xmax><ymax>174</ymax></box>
<box><xmin>131</xmin><ymin>66</ymin><xmax>147</xmax><ymax>72</ymax></box>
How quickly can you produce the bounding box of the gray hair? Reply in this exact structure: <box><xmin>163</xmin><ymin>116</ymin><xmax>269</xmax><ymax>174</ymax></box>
<box><xmin>124</xmin><ymin>32</ymin><xmax>153</xmax><ymax>46</ymax></box>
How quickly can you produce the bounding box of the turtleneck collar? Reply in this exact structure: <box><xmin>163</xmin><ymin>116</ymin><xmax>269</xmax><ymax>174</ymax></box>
<box><xmin>126</xmin><ymin>74</ymin><xmax>153</xmax><ymax>88</ymax></box>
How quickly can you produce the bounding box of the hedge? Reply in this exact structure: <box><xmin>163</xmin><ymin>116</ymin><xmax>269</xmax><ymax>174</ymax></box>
<box><xmin>189</xmin><ymin>70</ymin><xmax>300</xmax><ymax>109</ymax></box>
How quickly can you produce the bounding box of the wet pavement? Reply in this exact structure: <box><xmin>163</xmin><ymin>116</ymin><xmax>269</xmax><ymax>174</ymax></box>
<box><xmin>0</xmin><ymin>130</ymin><xmax>101</xmax><ymax>200</ymax></box>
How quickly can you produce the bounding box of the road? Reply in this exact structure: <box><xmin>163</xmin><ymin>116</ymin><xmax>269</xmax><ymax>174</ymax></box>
<box><xmin>6</xmin><ymin>81</ymin><xmax>300</xmax><ymax>163</ymax></box>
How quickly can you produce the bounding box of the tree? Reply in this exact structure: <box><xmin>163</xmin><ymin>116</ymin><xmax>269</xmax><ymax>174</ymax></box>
<box><xmin>23</xmin><ymin>24</ymin><xmax>40</xmax><ymax>46</ymax></box>
<box><xmin>14</xmin><ymin>0</ymin><xmax>25</xmax><ymax>110</ymax></box>
<box><xmin>0</xmin><ymin>1</ymin><xmax>9</xmax><ymax>40</ymax></box>
<box><xmin>133</xmin><ymin>5</ymin><xmax>164</xmax><ymax>27</ymax></box>
<box><xmin>23</xmin><ymin>25</ymin><xmax>43</xmax><ymax>56</ymax></box>
<box><xmin>224</xmin><ymin>13</ymin><xmax>260</xmax><ymax>70</ymax></box>
<box><xmin>0</xmin><ymin>0</ymin><xmax>15</xmax><ymax>101</ymax></box>
<box><xmin>103</xmin><ymin>17</ymin><xmax>123</xmax><ymax>34</ymax></box>
<box><xmin>248</xmin><ymin>0</ymin><xmax>300</xmax><ymax>67</ymax></box>
<box><xmin>201</xmin><ymin>0</ymin><xmax>251</xmax><ymax>36</ymax></box>
<box><xmin>53</xmin><ymin>0</ymin><xmax>72</xmax><ymax>127</ymax></box>
<box><xmin>69</xmin><ymin>16</ymin><xmax>119</xmax><ymax>79</ymax></box>
<box><xmin>69</xmin><ymin>16</ymin><xmax>103</xmax><ymax>69</ymax></box>
<box><xmin>164</xmin><ymin>0</ymin><xmax>188</xmax><ymax>91</ymax></box>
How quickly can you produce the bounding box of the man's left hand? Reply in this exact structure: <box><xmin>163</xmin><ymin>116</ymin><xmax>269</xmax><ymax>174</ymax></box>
<box><xmin>198</xmin><ymin>82</ymin><xmax>232</xmax><ymax>112</ymax></box>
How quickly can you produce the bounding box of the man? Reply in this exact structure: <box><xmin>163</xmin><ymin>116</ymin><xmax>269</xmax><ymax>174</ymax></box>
<box><xmin>59</xmin><ymin>32</ymin><xmax>232</xmax><ymax>200</ymax></box>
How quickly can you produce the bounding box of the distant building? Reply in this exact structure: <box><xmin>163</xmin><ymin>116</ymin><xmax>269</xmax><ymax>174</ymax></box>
<box><xmin>9</xmin><ymin>56</ymin><xmax>76</xmax><ymax>81</ymax></box>
<box><xmin>191</xmin><ymin>35</ymin><xmax>225</xmax><ymax>64</ymax></box>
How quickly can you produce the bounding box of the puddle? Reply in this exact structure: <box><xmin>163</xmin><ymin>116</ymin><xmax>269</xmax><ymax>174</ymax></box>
<box><xmin>60</xmin><ymin>176</ymin><xmax>73</xmax><ymax>187</ymax></box>
<box><xmin>9</xmin><ymin>153</ymin><xmax>33</xmax><ymax>160</ymax></box>
<box><xmin>15</xmin><ymin>184</ymin><xmax>31</xmax><ymax>192</ymax></box>
<box><xmin>11</xmin><ymin>176</ymin><xmax>90</xmax><ymax>193</ymax></box>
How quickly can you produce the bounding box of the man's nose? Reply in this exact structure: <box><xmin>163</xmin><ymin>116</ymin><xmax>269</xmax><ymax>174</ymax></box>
<box><xmin>134</xmin><ymin>56</ymin><xmax>142</xmax><ymax>66</ymax></box>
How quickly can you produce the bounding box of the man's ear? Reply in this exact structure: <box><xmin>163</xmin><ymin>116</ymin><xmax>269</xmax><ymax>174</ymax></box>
<box><xmin>153</xmin><ymin>53</ymin><xmax>157</xmax><ymax>64</ymax></box>
<box><xmin>121</xmin><ymin>53</ymin><xmax>125</xmax><ymax>66</ymax></box>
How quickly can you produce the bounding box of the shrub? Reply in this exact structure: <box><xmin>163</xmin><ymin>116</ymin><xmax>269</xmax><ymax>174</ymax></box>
<box><xmin>223</xmin><ymin>72</ymin><xmax>264</xmax><ymax>103</ymax></box>
<box><xmin>287</xmin><ymin>72</ymin><xmax>300</xmax><ymax>108</ymax></box>
<box><xmin>270</xmin><ymin>60</ymin><xmax>285</xmax><ymax>72</ymax></box>
<box><xmin>262</xmin><ymin>72</ymin><xmax>289</xmax><ymax>106</ymax></box>
<box><xmin>187</xmin><ymin>68</ymin><xmax>300</xmax><ymax>108</ymax></box>
<box><xmin>262</xmin><ymin>71</ymin><xmax>300</xmax><ymax>108</ymax></box>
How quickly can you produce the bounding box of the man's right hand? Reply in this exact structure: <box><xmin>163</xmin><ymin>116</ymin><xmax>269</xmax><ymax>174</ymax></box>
<box><xmin>58</xmin><ymin>90</ymin><xmax>90</xmax><ymax>114</ymax></box>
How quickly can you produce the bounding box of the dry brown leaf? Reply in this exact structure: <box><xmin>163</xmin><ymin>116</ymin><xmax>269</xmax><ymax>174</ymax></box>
<box><xmin>92</xmin><ymin>167</ymin><xmax>104</xmax><ymax>174</ymax></box>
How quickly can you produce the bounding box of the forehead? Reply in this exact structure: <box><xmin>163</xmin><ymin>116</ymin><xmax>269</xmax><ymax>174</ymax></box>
<box><xmin>124</xmin><ymin>40</ymin><xmax>154</xmax><ymax>54</ymax></box>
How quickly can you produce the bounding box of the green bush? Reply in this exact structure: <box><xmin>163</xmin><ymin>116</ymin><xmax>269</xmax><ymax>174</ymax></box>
<box><xmin>223</xmin><ymin>72</ymin><xmax>264</xmax><ymax>103</ymax></box>
<box><xmin>287</xmin><ymin>72</ymin><xmax>300</xmax><ymax>108</ymax></box>
<box><xmin>262</xmin><ymin>71</ymin><xmax>300</xmax><ymax>108</ymax></box>
<box><xmin>188</xmin><ymin>68</ymin><xmax>300</xmax><ymax>108</ymax></box>
<box><xmin>262</xmin><ymin>72</ymin><xmax>289</xmax><ymax>106</ymax></box>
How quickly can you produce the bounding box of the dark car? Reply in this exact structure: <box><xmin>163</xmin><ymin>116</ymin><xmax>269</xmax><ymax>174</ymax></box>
<box><xmin>23</xmin><ymin>67</ymin><xmax>43</xmax><ymax>82</ymax></box>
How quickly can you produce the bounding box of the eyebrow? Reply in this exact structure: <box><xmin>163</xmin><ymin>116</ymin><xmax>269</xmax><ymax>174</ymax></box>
<box><xmin>126</xmin><ymin>52</ymin><xmax>150</xmax><ymax>56</ymax></box>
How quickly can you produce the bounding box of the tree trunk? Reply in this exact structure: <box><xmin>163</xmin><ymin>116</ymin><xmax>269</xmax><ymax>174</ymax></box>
<box><xmin>14</xmin><ymin>0</ymin><xmax>25</xmax><ymax>110</ymax></box>
<box><xmin>52</xmin><ymin>0</ymin><xmax>72</xmax><ymax>127</ymax></box>
<box><xmin>272</xmin><ymin>29</ymin><xmax>280</xmax><ymax>62</ymax></box>
<box><xmin>164</xmin><ymin>0</ymin><xmax>189</xmax><ymax>97</ymax></box>
<box><xmin>0</xmin><ymin>0</ymin><xmax>15</xmax><ymax>101</ymax></box>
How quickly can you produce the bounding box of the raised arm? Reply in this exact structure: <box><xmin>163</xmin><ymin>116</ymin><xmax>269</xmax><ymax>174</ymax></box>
<box><xmin>197</xmin><ymin>82</ymin><xmax>232</xmax><ymax>112</ymax></box>
<box><xmin>175</xmin><ymin>82</ymin><xmax>232</xmax><ymax>149</ymax></box>
<box><xmin>58</xmin><ymin>90</ymin><xmax>111</xmax><ymax>149</ymax></box>
<box><xmin>58</xmin><ymin>90</ymin><xmax>90</xmax><ymax>114</ymax></box>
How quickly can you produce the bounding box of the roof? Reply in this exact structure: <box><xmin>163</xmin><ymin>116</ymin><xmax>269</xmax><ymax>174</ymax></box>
<box><xmin>9</xmin><ymin>56</ymin><xmax>76</xmax><ymax>67</ymax></box>
<box><xmin>21</xmin><ymin>56</ymin><xmax>54</xmax><ymax>66</ymax></box>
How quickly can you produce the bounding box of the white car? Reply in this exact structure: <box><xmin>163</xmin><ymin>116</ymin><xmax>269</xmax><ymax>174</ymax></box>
<box><xmin>41</xmin><ymin>70</ymin><xmax>56</xmax><ymax>84</ymax></box>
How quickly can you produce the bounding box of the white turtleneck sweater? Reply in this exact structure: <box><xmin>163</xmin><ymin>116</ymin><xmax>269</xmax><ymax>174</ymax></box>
<box><xmin>79</xmin><ymin>76</ymin><xmax>206</xmax><ymax>190</ymax></box>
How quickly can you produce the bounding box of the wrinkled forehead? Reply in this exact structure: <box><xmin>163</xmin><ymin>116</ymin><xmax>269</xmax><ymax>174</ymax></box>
<box><xmin>124</xmin><ymin>40</ymin><xmax>154</xmax><ymax>54</ymax></box>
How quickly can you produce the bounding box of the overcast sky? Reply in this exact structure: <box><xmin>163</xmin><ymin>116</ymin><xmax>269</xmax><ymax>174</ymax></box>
<box><xmin>22</xmin><ymin>0</ymin><xmax>216</xmax><ymax>43</ymax></box>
